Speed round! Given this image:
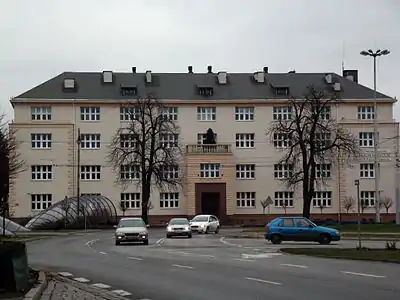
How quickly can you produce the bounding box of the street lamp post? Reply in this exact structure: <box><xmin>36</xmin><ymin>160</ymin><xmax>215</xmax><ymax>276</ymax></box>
<box><xmin>354</xmin><ymin>179</ymin><xmax>361</xmax><ymax>249</ymax></box>
<box><xmin>76</xmin><ymin>128</ymin><xmax>81</xmax><ymax>221</ymax></box>
<box><xmin>360</xmin><ymin>48</ymin><xmax>390</xmax><ymax>223</ymax></box>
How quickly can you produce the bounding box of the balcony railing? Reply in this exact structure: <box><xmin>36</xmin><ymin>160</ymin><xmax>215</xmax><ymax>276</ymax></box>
<box><xmin>186</xmin><ymin>144</ymin><xmax>232</xmax><ymax>154</ymax></box>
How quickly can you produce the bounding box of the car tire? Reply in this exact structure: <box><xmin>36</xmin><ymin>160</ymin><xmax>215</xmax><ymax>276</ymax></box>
<box><xmin>318</xmin><ymin>234</ymin><xmax>331</xmax><ymax>245</ymax></box>
<box><xmin>205</xmin><ymin>227</ymin><xmax>209</xmax><ymax>234</ymax></box>
<box><xmin>166</xmin><ymin>234</ymin><xmax>171</xmax><ymax>239</ymax></box>
<box><xmin>271</xmin><ymin>234</ymin><xmax>282</xmax><ymax>245</ymax></box>
<box><xmin>188</xmin><ymin>234</ymin><xmax>192</xmax><ymax>238</ymax></box>
<box><xmin>143</xmin><ymin>240</ymin><xmax>149</xmax><ymax>245</ymax></box>
<box><xmin>215</xmin><ymin>226</ymin><xmax>220</xmax><ymax>234</ymax></box>
<box><xmin>115</xmin><ymin>240</ymin><xmax>120</xmax><ymax>246</ymax></box>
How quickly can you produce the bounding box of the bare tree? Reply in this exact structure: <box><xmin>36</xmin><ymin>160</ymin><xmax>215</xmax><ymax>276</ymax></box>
<box><xmin>108</xmin><ymin>97</ymin><xmax>183</xmax><ymax>224</ymax></box>
<box><xmin>319</xmin><ymin>204</ymin><xmax>325</xmax><ymax>215</ymax></box>
<box><xmin>360</xmin><ymin>199</ymin><xmax>368</xmax><ymax>214</ymax></box>
<box><xmin>147</xmin><ymin>201</ymin><xmax>154</xmax><ymax>213</ymax></box>
<box><xmin>281</xmin><ymin>202</ymin><xmax>288</xmax><ymax>214</ymax></box>
<box><xmin>119</xmin><ymin>201</ymin><xmax>127</xmax><ymax>217</ymax></box>
<box><xmin>267</xmin><ymin>85</ymin><xmax>359</xmax><ymax>218</ymax></box>
<box><xmin>260</xmin><ymin>197</ymin><xmax>273</xmax><ymax>214</ymax></box>
<box><xmin>60</xmin><ymin>196</ymin><xmax>71</xmax><ymax>229</ymax></box>
<box><xmin>343</xmin><ymin>196</ymin><xmax>355</xmax><ymax>214</ymax></box>
<box><xmin>380</xmin><ymin>197</ymin><xmax>393</xmax><ymax>214</ymax></box>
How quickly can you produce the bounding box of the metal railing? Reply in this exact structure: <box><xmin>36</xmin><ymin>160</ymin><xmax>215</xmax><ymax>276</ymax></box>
<box><xmin>186</xmin><ymin>144</ymin><xmax>232</xmax><ymax>154</ymax></box>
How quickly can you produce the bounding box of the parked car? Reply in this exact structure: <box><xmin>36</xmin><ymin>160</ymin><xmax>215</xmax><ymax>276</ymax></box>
<box><xmin>264</xmin><ymin>217</ymin><xmax>340</xmax><ymax>245</ymax></box>
<box><xmin>166</xmin><ymin>218</ymin><xmax>192</xmax><ymax>238</ymax></box>
<box><xmin>114</xmin><ymin>217</ymin><xmax>149</xmax><ymax>245</ymax></box>
<box><xmin>189</xmin><ymin>214</ymin><xmax>220</xmax><ymax>234</ymax></box>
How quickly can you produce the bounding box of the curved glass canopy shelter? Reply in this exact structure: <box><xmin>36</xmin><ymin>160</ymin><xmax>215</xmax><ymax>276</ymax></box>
<box><xmin>25</xmin><ymin>195</ymin><xmax>118</xmax><ymax>230</ymax></box>
<box><xmin>0</xmin><ymin>216</ymin><xmax>30</xmax><ymax>236</ymax></box>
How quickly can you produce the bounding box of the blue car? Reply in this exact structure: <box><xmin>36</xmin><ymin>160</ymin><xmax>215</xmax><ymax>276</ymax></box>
<box><xmin>264</xmin><ymin>217</ymin><xmax>341</xmax><ymax>245</ymax></box>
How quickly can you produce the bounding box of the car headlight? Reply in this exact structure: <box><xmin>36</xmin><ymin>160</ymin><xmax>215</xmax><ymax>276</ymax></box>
<box><xmin>200</xmin><ymin>224</ymin><xmax>205</xmax><ymax>228</ymax></box>
<box><xmin>116</xmin><ymin>232</ymin><xmax>125</xmax><ymax>236</ymax></box>
<box><xmin>140</xmin><ymin>231</ymin><xmax>147</xmax><ymax>236</ymax></box>
<box><xmin>184</xmin><ymin>226</ymin><xmax>190</xmax><ymax>231</ymax></box>
<box><xmin>167</xmin><ymin>226</ymin><xmax>172</xmax><ymax>231</ymax></box>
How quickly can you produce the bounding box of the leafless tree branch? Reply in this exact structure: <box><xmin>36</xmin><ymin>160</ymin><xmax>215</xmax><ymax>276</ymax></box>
<box><xmin>343</xmin><ymin>196</ymin><xmax>355</xmax><ymax>214</ymax></box>
<box><xmin>379</xmin><ymin>196</ymin><xmax>393</xmax><ymax>214</ymax></box>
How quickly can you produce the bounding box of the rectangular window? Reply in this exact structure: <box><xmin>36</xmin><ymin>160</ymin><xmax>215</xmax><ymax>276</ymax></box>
<box><xmin>319</xmin><ymin>106</ymin><xmax>331</xmax><ymax>120</ymax></box>
<box><xmin>80</xmin><ymin>165</ymin><xmax>101</xmax><ymax>180</ymax></box>
<box><xmin>160</xmin><ymin>192</ymin><xmax>179</xmax><ymax>208</ymax></box>
<box><xmin>31</xmin><ymin>165</ymin><xmax>53</xmax><ymax>180</ymax></box>
<box><xmin>360</xmin><ymin>163</ymin><xmax>374</xmax><ymax>178</ymax></box>
<box><xmin>120</xmin><ymin>193</ymin><xmax>141</xmax><ymax>209</ymax></box>
<box><xmin>359</xmin><ymin>132</ymin><xmax>375</xmax><ymax>147</ymax></box>
<box><xmin>235</xmin><ymin>133</ymin><xmax>255</xmax><ymax>148</ymax></box>
<box><xmin>159</xmin><ymin>133</ymin><xmax>179</xmax><ymax>148</ymax></box>
<box><xmin>31</xmin><ymin>107</ymin><xmax>52</xmax><ymax>121</ymax></box>
<box><xmin>272</xmin><ymin>133</ymin><xmax>291</xmax><ymax>148</ymax></box>
<box><xmin>360</xmin><ymin>191</ymin><xmax>375</xmax><ymax>207</ymax></box>
<box><xmin>200</xmin><ymin>163</ymin><xmax>220</xmax><ymax>178</ymax></box>
<box><xmin>316</xmin><ymin>164</ymin><xmax>332</xmax><ymax>178</ymax></box>
<box><xmin>315</xmin><ymin>133</ymin><xmax>331</xmax><ymax>148</ymax></box>
<box><xmin>161</xmin><ymin>165</ymin><xmax>179</xmax><ymax>180</ymax></box>
<box><xmin>358</xmin><ymin>106</ymin><xmax>375</xmax><ymax>120</ymax></box>
<box><xmin>120</xmin><ymin>165</ymin><xmax>139</xmax><ymax>180</ymax></box>
<box><xmin>274</xmin><ymin>164</ymin><xmax>293</xmax><ymax>179</ymax></box>
<box><xmin>162</xmin><ymin>106</ymin><xmax>178</xmax><ymax>121</ymax></box>
<box><xmin>120</xmin><ymin>134</ymin><xmax>137</xmax><ymax>149</ymax></box>
<box><xmin>236</xmin><ymin>164</ymin><xmax>255</xmax><ymax>179</ymax></box>
<box><xmin>235</xmin><ymin>107</ymin><xmax>254</xmax><ymax>121</ymax></box>
<box><xmin>80</xmin><ymin>134</ymin><xmax>101</xmax><ymax>149</ymax></box>
<box><xmin>31</xmin><ymin>133</ymin><xmax>52</xmax><ymax>149</ymax></box>
<box><xmin>274</xmin><ymin>191</ymin><xmax>294</xmax><ymax>207</ymax></box>
<box><xmin>197</xmin><ymin>133</ymin><xmax>217</xmax><ymax>144</ymax></box>
<box><xmin>273</xmin><ymin>106</ymin><xmax>292</xmax><ymax>120</ymax></box>
<box><xmin>312</xmin><ymin>191</ymin><xmax>332</xmax><ymax>207</ymax></box>
<box><xmin>120</xmin><ymin>106</ymin><xmax>139</xmax><ymax>121</ymax></box>
<box><xmin>80</xmin><ymin>107</ymin><xmax>100</xmax><ymax>121</ymax></box>
<box><xmin>236</xmin><ymin>192</ymin><xmax>256</xmax><ymax>208</ymax></box>
<box><xmin>31</xmin><ymin>194</ymin><xmax>52</xmax><ymax>211</ymax></box>
<box><xmin>197</xmin><ymin>107</ymin><xmax>216</xmax><ymax>121</ymax></box>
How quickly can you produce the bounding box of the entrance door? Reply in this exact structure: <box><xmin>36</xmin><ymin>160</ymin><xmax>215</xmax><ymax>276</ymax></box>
<box><xmin>201</xmin><ymin>192</ymin><xmax>220</xmax><ymax>218</ymax></box>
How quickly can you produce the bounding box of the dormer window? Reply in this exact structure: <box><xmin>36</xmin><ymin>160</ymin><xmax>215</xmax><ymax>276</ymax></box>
<box><xmin>63</xmin><ymin>78</ymin><xmax>77</xmax><ymax>92</ymax></box>
<box><xmin>198</xmin><ymin>86</ymin><xmax>214</xmax><ymax>97</ymax></box>
<box><xmin>275</xmin><ymin>87</ymin><xmax>289</xmax><ymax>96</ymax></box>
<box><xmin>120</xmin><ymin>86</ymin><xmax>137</xmax><ymax>96</ymax></box>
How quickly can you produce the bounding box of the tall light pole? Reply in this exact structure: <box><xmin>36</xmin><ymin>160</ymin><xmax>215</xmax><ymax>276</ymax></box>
<box><xmin>354</xmin><ymin>179</ymin><xmax>361</xmax><ymax>249</ymax></box>
<box><xmin>360</xmin><ymin>48</ymin><xmax>390</xmax><ymax>223</ymax></box>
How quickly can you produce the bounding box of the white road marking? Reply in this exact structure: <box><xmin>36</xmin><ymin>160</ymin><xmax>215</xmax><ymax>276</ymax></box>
<box><xmin>91</xmin><ymin>283</ymin><xmax>111</xmax><ymax>289</ymax></box>
<box><xmin>128</xmin><ymin>256</ymin><xmax>143</xmax><ymax>261</ymax></box>
<box><xmin>74</xmin><ymin>277</ymin><xmax>90</xmax><ymax>283</ymax></box>
<box><xmin>172</xmin><ymin>264</ymin><xmax>194</xmax><ymax>269</ymax></box>
<box><xmin>340</xmin><ymin>271</ymin><xmax>386</xmax><ymax>278</ymax></box>
<box><xmin>198</xmin><ymin>254</ymin><xmax>215</xmax><ymax>258</ymax></box>
<box><xmin>99</xmin><ymin>251</ymin><xmax>107</xmax><ymax>255</ymax></box>
<box><xmin>219</xmin><ymin>237</ymin><xmax>237</xmax><ymax>247</ymax></box>
<box><xmin>235</xmin><ymin>258</ymin><xmax>256</xmax><ymax>262</ymax></box>
<box><xmin>111</xmin><ymin>290</ymin><xmax>132</xmax><ymax>296</ymax></box>
<box><xmin>168</xmin><ymin>251</ymin><xmax>190</xmax><ymax>255</ymax></box>
<box><xmin>156</xmin><ymin>237</ymin><xmax>165</xmax><ymax>246</ymax></box>
<box><xmin>245</xmin><ymin>277</ymin><xmax>281</xmax><ymax>285</ymax></box>
<box><xmin>281</xmin><ymin>263</ymin><xmax>308</xmax><ymax>269</ymax></box>
<box><xmin>242</xmin><ymin>253</ymin><xmax>282</xmax><ymax>259</ymax></box>
<box><xmin>58</xmin><ymin>272</ymin><xmax>73</xmax><ymax>277</ymax></box>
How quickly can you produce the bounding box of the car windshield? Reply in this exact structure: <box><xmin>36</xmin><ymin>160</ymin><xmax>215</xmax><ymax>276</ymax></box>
<box><xmin>118</xmin><ymin>219</ymin><xmax>145</xmax><ymax>228</ymax></box>
<box><xmin>192</xmin><ymin>216</ymin><xmax>209</xmax><ymax>222</ymax></box>
<box><xmin>170</xmin><ymin>219</ymin><xmax>189</xmax><ymax>225</ymax></box>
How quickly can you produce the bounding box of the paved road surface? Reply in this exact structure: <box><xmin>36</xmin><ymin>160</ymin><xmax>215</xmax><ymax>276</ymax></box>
<box><xmin>27</xmin><ymin>229</ymin><xmax>399</xmax><ymax>300</ymax></box>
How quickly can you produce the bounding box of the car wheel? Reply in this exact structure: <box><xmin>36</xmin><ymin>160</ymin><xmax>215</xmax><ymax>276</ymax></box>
<box><xmin>271</xmin><ymin>234</ymin><xmax>282</xmax><ymax>245</ymax></box>
<box><xmin>166</xmin><ymin>234</ymin><xmax>171</xmax><ymax>239</ymax></box>
<box><xmin>215</xmin><ymin>226</ymin><xmax>220</xmax><ymax>234</ymax></box>
<box><xmin>188</xmin><ymin>234</ymin><xmax>192</xmax><ymax>238</ymax></box>
<box><xmin>319</xmin><ymin>234</ymin><xmax>331</xmax><ymax>245</ymax></box>
<box><xmin>205</xmin><ymin>227</ymin><xmax>209</xmax><ymax>234</ymax></box>
<box><xmin>115</xmin><ymin>240</ymin><xmax>120</xmax><ymax>246</ymax></box>
<box><xmin>143</xmin><ymin>240</ymin><xmax>149</xmax><ymax>245</ymax></box>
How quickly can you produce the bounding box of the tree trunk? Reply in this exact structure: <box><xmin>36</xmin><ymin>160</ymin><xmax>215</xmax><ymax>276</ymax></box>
<box><xmin>141</xmin><ymin>183</ymin><xmax>151</xmax><ymax>225</ymax></box>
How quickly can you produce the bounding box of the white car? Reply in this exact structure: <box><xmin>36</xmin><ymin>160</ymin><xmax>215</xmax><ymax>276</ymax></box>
<box><xmin>114</xmin><ymin>217</ymin><xmax>149</xmax><ymax>245</ymax></box>
<box><xmin>189</xmin><ymin>214</ymin><xmax>220</xmax><ymax>234</ymax></box>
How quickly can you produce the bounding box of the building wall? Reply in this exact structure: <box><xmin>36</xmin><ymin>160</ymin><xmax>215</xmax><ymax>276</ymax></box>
<box><xmin>9</xmin><ymin>100</ymin><xmax>399</xmax><ymax>220</ymax></box>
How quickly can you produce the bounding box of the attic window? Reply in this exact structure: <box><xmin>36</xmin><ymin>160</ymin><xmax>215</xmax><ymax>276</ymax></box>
<box><xmin>120</xmin><ymin>86</ymin><xmax>137</xmax><ymax>96</ymax></box>
<box><xmin>102</xmin><ymin>71</ymin><xmax>113</xmax><ymax>83</ymax></box>
<box><xmin>198</xmin><ymin>87</ymin><xmax>214</xmax><ymax>97</ymax></box>
<box><xmin>63</xmin><ymin>79</ymin><xmax>75</xmax><ymax>89</ymax></box>
<box><xmin>275</xmin><ymin>87</ymin><xmax>289</xmax><ymax>96</ymax></box>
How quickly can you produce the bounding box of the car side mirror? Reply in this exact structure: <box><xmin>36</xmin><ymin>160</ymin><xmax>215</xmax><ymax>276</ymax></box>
<box><xmin>113</xmin><ymin>225</ymin><xmax>117</xmax><ymax>228</ymax></box>
<box><xmin>146</xmin><ymin>224</ymin><xmax>150</xmax><ymax>228</ymax></box>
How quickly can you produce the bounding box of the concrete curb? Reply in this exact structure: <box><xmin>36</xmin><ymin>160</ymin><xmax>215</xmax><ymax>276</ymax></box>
<box><xmin>23</xmin><ymin>271</ymin><xmax>47</xmax><ymax>300</ymax></box>
<box><xmin>224</xmin><ymin>233</ymin><xmax>398</xmax><ymax>241</ymax></box>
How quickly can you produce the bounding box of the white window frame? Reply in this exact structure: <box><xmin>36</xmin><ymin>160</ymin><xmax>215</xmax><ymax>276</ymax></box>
<box><xmin>159</xmin><ymin>133</ymin><xmax>179</xmax><ymax>148</ymax></box>
<box><xmin>316</xmin><ymin>163</ymin><xmax>332</xmax><ymax>178</ymax></box>
<box><xmin>80</xmin><ymin>107</ymin><xmax>100</xmax><ymax>121</ymax></box>
<box><xmin>120</xmin><ymin>106</ymin><xmax>139</xmax><ymax>121</ymax></box>
<box><xmin>31</xmin><ymin>107</ymin><xmax>52</xmax><ymax>121</ymax></box>
<box><xmin>235</xmin><ymin>107</ymin><xmax>254</xmax><ymax>121</ymax></box>
<box><xmin>273</xmin><ymin>106</ymin><xmax>292</xmax><ymax>120</ymax></box>
<box><xmin>274</xmin><ymin>164</ymin><xmax>293</xmax><ymax>179</ymax></box>
<box><xmin>197</xmin><ymin>107</ymin><xmax>216</xmax><ymax>121</ymax></box>
<box><xmin>360</xmin><ymin>191</ymin><xmax>375</xmax><ymax>207</ymax></box>
<box><xmin>160</xmin><ymin>192</ymin><xmax>179</xmax><ymax>208</ymax></box>
<box><xmin>236</xmin><ymin>164</ymin><xmax>255</xmax><ymax>179</ymax></box>
<box><xmin>31</xmin><ymin>194</ymin><xmax>52</xmax><ymax>211</ymax></box>
<box><xmin>359</xmin><ymin>132</ymin><xmax>375</xmax><ymax>147</ymax></box>
<box><xmin>31</xmin><ymin>133</ymin><xmax>52</xmax><ymax>149</ymax></box>
<box><xmin>360</xmin><ymin>163</ymin><xmax>375</xmax><ymax>178</ymax></box>
<box><xmin>272</xmin><ymin>133</ymin><xmax>291</xmax><ymax>148</ymax></box>
<box><xmin>120</xmin><ymin>134</ymin><xmax>137</xmax><ymax>149</ymax></box>
<box><xmin>31</xmin><ymin>165</ymin><xmax>53</xmax><ymax>181</ymax></box>
<box><xmin>200</xmin><ymin>163</ymin><xmax>220</xmax><ymax>178</ymax></box>
<box><xmin>312</xmin><ymin>191</ymin><xmax>332</xmax><ymax>207</ymax></box>
<box><xmin>315</xmin><ymin>132</ymin><xmax>331</xmax><ymax>148</ymax></box>
<box><xmin>319</xmin><ymin>106</ymin><xmax>331</xmax><ymax>120</ymax></box>
<box><xmin>235</xmin><ymin>133</ymin><xmax>255</xmax><ymax>148</ymax></box>
<box><xmin>80</xmin><ymin>165</ymin><xmax>101</xmax><ymax>180</ymax></box>
<box><xmin>161</xmin><ymin>165</ymin><xmax>179</xmax><ymax>180</ymax></box>
<box><xmin>358</xmin><ymin>106</ymin><xmax>375</xmax><ymax>120</ymax></box>
<box><xmin>236</xmin><ymin>192</ymin><xmax>256</xmax><ymax>208</ymax></box>
<box><xmin>120</xmin><ymin>164</ymin><xmax>139</xmax><ymax>180</ymax></box>
<box><xmin>274</xmin><ymin>191</ymin><xmax>294</xmax><ymax>207</ymax></box>
<box><xmin>162</xmin><ymin>106</ymin><xmax>178</xmax><ymax>121</ymax></box>
<box><xmin>121</xmin><ymin>193</ymin><xmax>141</xmax><ymax>209</ymax></box>
<box><xmin>80</xmin><ymin>133</ymin><xmax>101</xmax><ymax>149</ymax></box>
<box><xmin>197</xmin><ymin>133</ymin><xmax>217</xmax><ymax>144</ymax></box>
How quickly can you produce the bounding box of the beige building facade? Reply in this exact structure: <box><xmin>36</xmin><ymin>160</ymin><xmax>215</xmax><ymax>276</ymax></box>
<box><xmin>9</xmin><ymin>68</ymin><xmax>399</xmax><ymax>224</ymax></box>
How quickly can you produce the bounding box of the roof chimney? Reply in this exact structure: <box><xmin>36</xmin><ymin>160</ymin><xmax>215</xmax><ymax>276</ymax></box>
<box><xmin>188</xmin><ymin>66</ymin><xmax>193</xmax><ymax>73</ymax></box>
<box><xmin>343</xmin><ymin>70</ymin><xmax>358</xmax><ymax>83</ymax></box>
<box><xmin>263</xmin><ymin>67</ymin><xmax>269</xmax><ymax>73</ymax></box>
<box><xmin>132</xmin><ymin>67</ymin><xmax>136</xmax><ymax>73</ymax></box>
<box><xmin>207</xmin><ymin>65</ymin><xmax>212</xmax><ymax>73</ymax></box>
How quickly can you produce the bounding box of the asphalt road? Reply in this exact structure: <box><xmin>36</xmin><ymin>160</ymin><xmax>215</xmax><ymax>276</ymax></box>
<box><xmin>27</xmin><ymin>229</ymin><xmax>400</xmax><ymax>300</ymax></box>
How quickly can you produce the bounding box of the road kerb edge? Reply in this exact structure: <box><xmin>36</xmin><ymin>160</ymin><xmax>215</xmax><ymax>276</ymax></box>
<box><xmin>23</xmin><ymin>271</ymin><xmax>47</xmax><ymax>300</ymax></box>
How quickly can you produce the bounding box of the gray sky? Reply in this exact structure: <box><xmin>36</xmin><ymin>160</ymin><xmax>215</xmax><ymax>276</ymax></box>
<box><xmin>1</xmin><ymin>0</ymin><xmax>399</xmax><ymax>120</ymax></box>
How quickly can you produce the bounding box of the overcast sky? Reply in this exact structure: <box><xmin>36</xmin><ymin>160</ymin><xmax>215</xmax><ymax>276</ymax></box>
<box><xmin>1</xmin><ymin>0</ymin><xmax>399</xmax><ymax>120</ymax></box>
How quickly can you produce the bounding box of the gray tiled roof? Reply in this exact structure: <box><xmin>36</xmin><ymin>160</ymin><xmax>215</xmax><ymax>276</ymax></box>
<box><xmin>14</xmin><ymin>71</ymin><xmax>392</xmax><ymax>100</ymax></box>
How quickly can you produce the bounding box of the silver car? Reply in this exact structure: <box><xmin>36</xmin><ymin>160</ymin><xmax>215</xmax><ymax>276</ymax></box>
<box><xmin>114</xmin><ymin>217</ymin><xmax>149</xmax><ymax>245</ymax></box>
<box><xmin>166</xmin><ymin>218</ymin><xmax>192</xmax><ymax>238</ymax></box>
<box><xmin>189</xmin><ymin>215</ymin><xmax>220</xmax><ymax>234</ymax></box>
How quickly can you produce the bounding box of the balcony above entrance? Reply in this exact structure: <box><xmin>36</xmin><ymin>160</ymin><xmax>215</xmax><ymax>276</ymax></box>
<box><xmin>186</xmin><ymin>144</ymin><xmax>232</xmax><ymax>155</ymax></box>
